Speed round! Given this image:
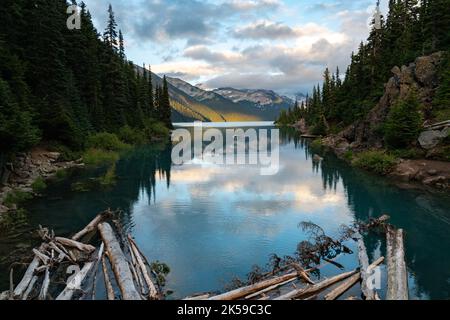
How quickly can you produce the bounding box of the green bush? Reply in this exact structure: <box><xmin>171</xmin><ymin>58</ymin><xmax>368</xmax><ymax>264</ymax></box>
<box><xmin>31</xmin><ymin>177</ymin><xmax>47</xmax><ymax>193</ymax></box>
<box><xmin>310</xmin><ymin>139</ymin><xmax>324</xmax><ymax>152</ymax></box>
<box><xmin>83</xmin><ymin>148</ymin><xmax>119</xmax><ymax>166</ymax></box>
<box><xmin>343</xmin><ymin>150</ymin><xmax>354</xmax><ymax>161</ymax></box>
<box><xmin>143</xmin><ymin>120</ymin><xmax>170</xmax><ymax>139</ymax></box>
<box><xmin>391</xmin><ymin>148</ymin><xmax>426</xmax><ymax>159</ymax></box>
<box><xmin>86</xmin><ymin>132</ymin><xmax>130</xmax><ymax>152</ymax></box>
<box><xmin>118</xmin><ymin>126</ymin><xmax>147</xmax><ymax>145</ymax></box>
<box><xmin>3</xmin><ymin>189</ymin><xmax>33</xmax><ymax>207</ymax></box>
<box><xmin>311</xmin><ymin>118</ymin><xmax>327</xmax><ymax>136</ymax></box>
<box><xmin>384</xmin><ymin>93</ymin><xmax>423</xmax><ymax>149</ymax></box>
<box><xmin>352</xmin><ymin>150</ymin><xmax>397</xmax><ymax>175</ymax></box>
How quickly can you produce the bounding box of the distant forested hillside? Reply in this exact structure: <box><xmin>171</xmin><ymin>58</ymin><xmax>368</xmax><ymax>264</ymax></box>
<box><xmin>0</xmin><ymin>1</ymin><xmax>172</xmax><ymax>160</ymax></box>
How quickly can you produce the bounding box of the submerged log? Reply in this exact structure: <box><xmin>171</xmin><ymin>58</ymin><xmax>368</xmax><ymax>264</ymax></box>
<box><xmin>355</xmin><ymin>232</ymin><xmax>376</xmax><ymax>300</ymax></box>
<box><xmin>274</xmin><ymin>270</ymin><xmax>358</xmax><ymax>300</ymax></box>
<box><xmin>98</xmin><ymin>223</ymin><xmax>141</xmax><ymax>300</ymax></box>
<box><xmin>386</xmin><ymin>227</ymin><xmax>408</xmax><ymax>300</ymax></box>
<box><xmin>72</xmin><ymin>210</ymin><xmax>112</xmax><ymax>241</ymax></box>
<box><xmin>324</xmin><ymin>257</ymin><xmax>384</xmax><ymax>301</ymax></box>
<box><xmin>55</xmin><ymin>237</ymin><xmax>96</xmax><ymax>253</ymax></box>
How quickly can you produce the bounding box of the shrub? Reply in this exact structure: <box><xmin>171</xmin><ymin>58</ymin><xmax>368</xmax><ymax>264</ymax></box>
<box><xmin>118</xmin><ymin>126</ymin><xmax>147</xmax><ymax>145</ymax></box>
<box><xmin>310</xmin><ymin>139</ymin><xmax>324</xmax><ymax>152</ymax></box>
<box><xmin>352</xmin><ymin>150</ymin><xmax>397</xmax><ymax>175</ymax></box>
<box><xmin>86</xmin><ymin>132</ymin><xmax>130</xmax><ymax>152</ymax></box>
<box><xmin>384</xmin><ymin>93</ymin><xmax>423</xmax><ymax>149</ymax></box>
<box><xmin>31</xmin><ymin>177</ymin><xmax>47</xmax><ymax>193</ymax></box>
<box><xmin>82</xmin><ymin>148</ymin><xmax>119</xmax><ymax>166</ymax></box>
<box><xmin>343</xmin><ymin>150</ymin><xmax>354</xmax><ymax>161</ymax></box>
<box><xmin>3</xmin><ymin>189</ymin><xmax>33</xmax><ymax>207</ymax></box>
<box><xmin>143</xmin><ymin>120</ymin><xmax>170</xmax><ymax>139</ymax></box>
<box><xmin>311</xmin><ymin>118</ymin><xmax>327</xmax><ymax>136</ymax></box>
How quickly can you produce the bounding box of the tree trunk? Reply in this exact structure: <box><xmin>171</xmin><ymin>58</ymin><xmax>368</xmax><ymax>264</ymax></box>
<box><xmin>72</xmin><ymin>211</ymin><xmax>112</xmax><ymax>241</ymax></box>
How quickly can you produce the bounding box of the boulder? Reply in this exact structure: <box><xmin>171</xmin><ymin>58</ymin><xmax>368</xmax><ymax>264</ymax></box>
<box><xmin>313</xmin><ymin>155</ymin><xmax>324</xmax><ymax>162</ymax></box>
<box><xmin>414</xmin><ymin>52</ymin><xmax>443</xmax><ymax>87</ymax></box>
<box><xmin>419</xmin><ymin>129</ymin><xmax>449</xmax><ymax>150</ymax></box>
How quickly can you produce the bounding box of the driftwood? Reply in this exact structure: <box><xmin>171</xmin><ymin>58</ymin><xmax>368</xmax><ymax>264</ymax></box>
<box><xmin>355</xmin><ymin>232</ymin><xmax>376</xmax><ymax>300</ymax></box>
<box><xmin>72</xmin><ymin>210</ymin><xmax>112</xmax><ymax>241</ymax></box>
<box><xmin>55</xmin><ymin>237</ymin><xmax>96</xmax><ymax>253</ymax></box>
<box><xmin>38</xmin><ymin>268</ymin><xmax>50</xmax><ymax>300</ymax></box>
<box><xmin>184</xmin><ymin>293</ymin><xmax>211</xmax><ymax>300</ymax></box>
<box><xmin>127</xmin><ymin>241</ymin><xmax>146</xmax><ymax>295</ymax></box>
<box><xmin>22</xmin><ymin>275</ymin><xmax>38</xmax><ymax>300</ymax></box>
<box><xmin>98</xmin><ymin>223</ymin><xmax>141</xmax><ymax>300</ymax></box>
<box><xmin>56</xmin><ymin>244</ymin><xmax>103</xmax><ymax>300</ymax></box>
<box><xmin>208</xmin><ymin>271</ymin><xmax>302</xmax><ymax>300</ymax></box>
<box><xmin>13</xmin><ymin>244</ymin><xmax>47</xmax><ymax>298</ymax></box>
<box><xmin>102</xmin><ymin>254</ymin><xmax>115</xmax><ymax>300</ymax></box>
<box><xmin>324</xmin><ymin>257</ymin><xmax>384</xmax><ymax>300</ymax></box>
<box><xmin>127</xmin><ymin>235</ymin><xmax>158</xmax><ymax>299</ymax></box>
<box><xmin>245</xmin><ymin>278</ymin><xmax>297</xmax><ymax>300</ymax></box>
<box><xmin>274</xmin><ymin>270</ymin><xmax>358</xmax><ymax>300</ymax></box>
<box><xmin>386</xmin><ymin>227</ymin><xmax>408</xmax><ymax>300</ymax></box>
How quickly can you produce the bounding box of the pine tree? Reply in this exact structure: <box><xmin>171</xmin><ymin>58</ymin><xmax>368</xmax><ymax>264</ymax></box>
<box><xmin>160</xmin><ymin>76</ymin><xmax>173</xmax><ymax>128</ymax></box>
<box><xmin>119</xmin><ymin>30</ymin><xmax>125</xmax><ymax>60</ymax></box>
<box><xmin>104</xmin><ymin>4</ymin><xmax>118</xmax><ymax>52</ymax></box>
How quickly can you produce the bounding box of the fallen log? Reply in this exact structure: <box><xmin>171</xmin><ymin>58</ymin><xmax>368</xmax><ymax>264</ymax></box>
<box><xmin>55</xmin><ymin>237</ymin><xmax>96</xmax><ymax>253</ymax></box>
<box><xmin>208</xmin><ymin>271</ymin><xmax>301</xmax><ymax>300</ymax></box>
<box><xmin>127</xmin><ymin>235</ymin><xmax>158</xmax><ymax>299</ymax></box>
<box><xmin>386</xmin><ymin>227</ymin><xmax>408</xmax><ymax>300</ymax></box>
<box><xmin>56</xmin><ymin>244</ymin><xmax>103</xmax><ymax>300</ymax></box>
<box><xmin>355</xmin><ymin>232</ymin><xmax>375</xmax><ymax>300</ymax></box>
<box><xmin>22</xmin><ymin>275</ymin><xmax>38</xmax><ymax>300</ymax></box>
<box><xmin>72</xmin><ymin>210</ymin><xmax>112</xmax><ymax>241</ymax></box>
<box><xmin>38</xmin><ymin>268</ymin><xmax>50</xmax><ymax>300</ymax></box>
<box><xmin>98</xmin><ymin>223</ymin><xmax>141</xmax><ymax>300</ymax></box>
<box><xmin>245</xmin><ymin>277</ymin><xmax>297</xmax><ymax>300</ymax></box>
<box><xmin>184</xmin><ymin>294</ymin><xmax>211</xmax><ymax>300</ymax></box>
<box><xmin>102</xmin><ymin>254</ymin><xmax>115</xmax><ymax>300</ymax></box>
<box><xmin>324</xmin><ymin>257</ymin><xmax>384</xmax><ymax>300</ymax></box>
<box><xmin>274</xmin><ymin>270</ymin><xmax>358</xmax><ymax>300</ymax></box>
<box><xmin>13</xmin><ymin>244</ymin><xmax>47</xmax><ymax>298</ymax></box>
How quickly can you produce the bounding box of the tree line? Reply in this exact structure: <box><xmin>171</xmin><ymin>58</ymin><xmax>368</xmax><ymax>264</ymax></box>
<box><xmin>0</xmin><ymin>1</ymin><xmax>172</xmax><ymax>160</ymax></box>
<box><xmin>277</xmin><ymin>0</ymin><xmax>450</xmax><ymax>143</ymax></box>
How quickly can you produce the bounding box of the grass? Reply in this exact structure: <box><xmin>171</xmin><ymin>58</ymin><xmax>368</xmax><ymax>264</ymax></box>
<box><xmin>352</xmin><ymin>150</ymin><xmax>398</xmax><ymax>175</ymax></box>
<box><xmin>3</xmin><ymin>189</ymin><xmax>33</xmax><ymax>207</ymax></box>
<box><xmin>31</xmin><ymin>177</ymin><xmax>47</xmax><ymax>193</ymax></box>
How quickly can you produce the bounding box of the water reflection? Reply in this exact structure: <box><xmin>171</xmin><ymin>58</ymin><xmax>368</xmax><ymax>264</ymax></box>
<box><xmin>1</xmin><ymin>127</ymin><xmax>449</xmax><ymax>299</ymax></box>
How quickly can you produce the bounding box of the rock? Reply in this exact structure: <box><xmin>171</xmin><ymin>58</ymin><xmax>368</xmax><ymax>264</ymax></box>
<box><xmin>427</xmin><ymin>169</ymin><xmax>438</xmax><ymax>176</ymax></box>
<box><xmin>45</xmin><ymin>152</ymin><xmax>61</xmax><ymax>162</ymax></box>
<box><xmin>0</xmin><ymin>205</ymin><xmax>9</xmax><ymax>214</ymax></box>
<box><xmin>414</xmin><ymin>52</ymin><xmax>443</xmax><ymax>87</ymax></box>
<box><xmin>390</xmin><ymin>161</ymin><xmax>420</xmax><ymax>182</ymax></box>
<box><xmin>313</xmin><ymin>155</ymin><xmax>324</xmax><ymax>162</ymax></box>
<box><xmin>419</xmin><ymin>129</ymin><xmax>448</xmax><ymax>150</ymax></box>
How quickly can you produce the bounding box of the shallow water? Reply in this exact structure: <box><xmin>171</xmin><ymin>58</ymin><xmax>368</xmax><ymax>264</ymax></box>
<box><xmin>1</xmin><ymin>125</ymin><xmax>449</xmax><ymax>299</ymax></box>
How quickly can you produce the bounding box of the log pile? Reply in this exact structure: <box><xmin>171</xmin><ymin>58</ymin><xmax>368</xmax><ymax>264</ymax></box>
<box><xmin>186</xmin><ymin>215</ymin><xmax>409</xmax><ymax>301</ymax></box>
<box><xmin>1</xmin><ymin>210</ymin><xmax>161</xmax><ymax>300</ymax></box>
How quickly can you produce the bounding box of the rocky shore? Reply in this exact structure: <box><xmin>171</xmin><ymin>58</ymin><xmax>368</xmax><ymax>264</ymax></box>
<box><xmin>0</xmin><ymin>149</ymin><xmax>84</xmax><ymax>215</ymax></box>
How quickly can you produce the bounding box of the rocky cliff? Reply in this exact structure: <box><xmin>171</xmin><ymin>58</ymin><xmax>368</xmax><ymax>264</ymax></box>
<box><xmin>323</xmin><ymin>52</ymin><xmax>450</xmax><ymax>190</ymax></box>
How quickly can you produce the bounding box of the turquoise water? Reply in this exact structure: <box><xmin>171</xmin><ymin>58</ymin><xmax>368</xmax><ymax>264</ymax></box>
<box><xmin>0</xmin><ymin>125</ymin><xmax>449</xmax><ymax>299</ymax></box>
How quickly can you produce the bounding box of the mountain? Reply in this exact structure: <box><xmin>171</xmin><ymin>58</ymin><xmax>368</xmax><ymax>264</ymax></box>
<box><xmin>213</xmin><ymin>88</ymin><xmax>294</xmax><ymax>109</ymax></box>
<box><xmin>166</xmin><ymin>77</ymin><xmax>293</xmax><ymax>122</ymax></box>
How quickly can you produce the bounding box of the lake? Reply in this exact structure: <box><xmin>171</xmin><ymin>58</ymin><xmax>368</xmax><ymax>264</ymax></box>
<box><xmin>1</xmin><ymin>123</ymin><xmax>449</xmax><ymax>299</ymax></box>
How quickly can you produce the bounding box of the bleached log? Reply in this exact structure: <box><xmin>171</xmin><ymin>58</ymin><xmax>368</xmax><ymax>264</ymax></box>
<box><xmin>55</xmin><ymin>237</ymin><xmax>96</xmax><ymax>253</ymax></box>
<box><xmin>386</xmin><ymin>227</ymin><xmax>408</xmax><ymax>300</ymax></box>
<box><xmin>355</xmin><ymin>232</ymin><xmax>375</xmax><ymax>300</ymax></box>
<box><xmin>38</xmin><ymin>268</ymin><xmax>50</xmax><ymax>300</ymax></box>
<box><xmin>98</xmin><ymin>223</ymin><xmax>141</xmax><ymax>300</ymax></box>
<box><xmin>274</xmin><ymin>270</ymin><xmax>358</xmax><ymax>300</ymax></box>
<box><xmin>72</xmin><ymin>211</ymin><xmax>111</xmax><ymax>241</ymax></box>
<box><xmin>184</xmin><ymin>294</ymin><xmax>211</xmax><ymax>300</ymax></box>
<box><xmin>128</xmin><ymin>244</ymin><xmax>146</xmax><ymax>296</ymax></box>
<box><xmin>49</xmin><ymin>241</ymin><xmax>70</xmax><ymax>263</ymax></box>
<box><xmin>127</xmin><ymin>235</ymin><xmax>158</xmax><ymax>299</ymax></box>
<box><xmin>56</xmin><ymin>244</ymin><xmax>104</xmax><ymax>300</ymax></box>
<box><xmin>22</xmin><ymin>275</ymin><xmax>38</xmax><ymax>300</ymax></box>
<box><xmin>102</xmin><ymin>254</ymin><xmax>115</xmax><ymax>300</ymax></box>
<box><xmin>13</xmin><ymin>244</ymin><xmax>47</xmax><ymax>298</ymax></box>
<box><xmin>324</xmin><ymin>257</ymin><xmax>384</xmax><ymax>301</ymax></box>
<box><xmin>245</xmin><ymin>277</ymin><xmax>297</xmax><ymax>300</ymax></box>
<box><xmin>208</xmin><ymin>271</ymin><xmax>301</xmax><ymax>300</ymax></box>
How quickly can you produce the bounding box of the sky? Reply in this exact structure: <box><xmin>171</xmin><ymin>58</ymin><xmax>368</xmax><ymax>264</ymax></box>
<box><xmin>82</xmin><ymin>0</ymin><xmax>388</xmax><ymax>96</ymax></box>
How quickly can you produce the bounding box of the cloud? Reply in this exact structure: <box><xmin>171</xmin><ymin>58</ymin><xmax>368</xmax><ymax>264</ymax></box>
<box><xmin>232</xmin><ymin>20</ymin><xmax>300</xmax><ymax>39</ymax></box>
